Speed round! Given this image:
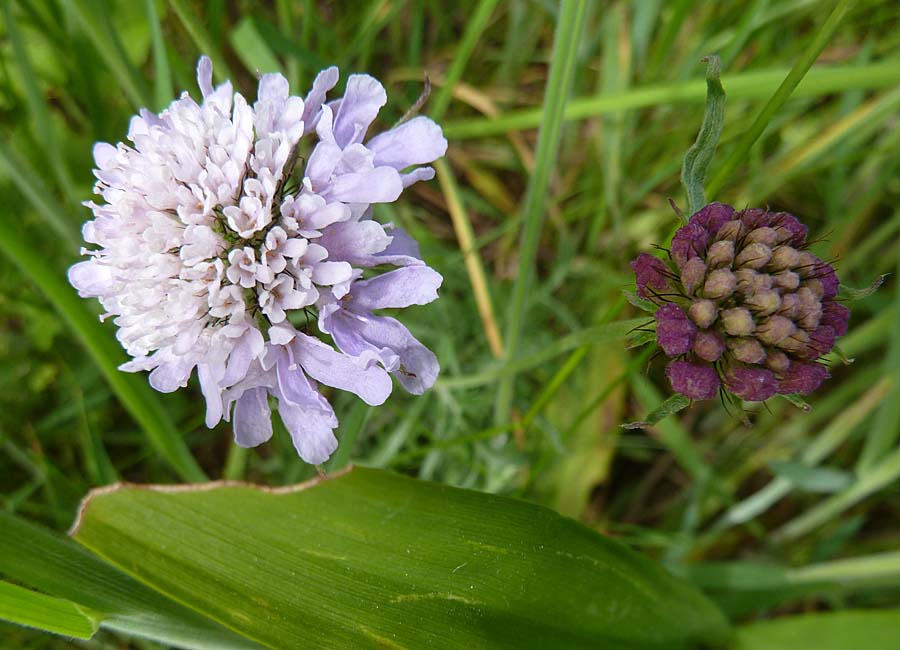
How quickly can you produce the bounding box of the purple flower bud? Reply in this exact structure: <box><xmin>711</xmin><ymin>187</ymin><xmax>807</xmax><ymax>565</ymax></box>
<box><xmin>725</xmin><ymin>366</ymin><xmax>778</xmax><ymax>402</ymax></box>
<box><xmin>735</xmin><ymin>242</ymin><xmax>773</xmax><ymax>270</ymax></box>
<box><xmin>666</xmin><ymin>360</ymin><xmax>720</xmax><ymax>400</ymax></box>
<box><xmin>746</xmin><ymin>289</ymin><xmax>781</xmax><ymax>316</ymax></box>
<box><xmin>721</xmin><ymin>307</ymin><xmax>755</xmax><ymax>337</ymax></box>
<box><xmin>768</xmin><ymin>246</ymin><xmax>800</xmax><ymax>271</ymax></box>
<box><xmin>706</xmin><ymin>240</ymin><xmax>735</xmax><ymax>268</ymax></box>
<box><xmin>770</xmin><ymin>212</ymin><xmax>808</xmax><ymax>246</ymax></box>
<box><xmin>728</xmin><ymin>338</ymin><xmax>766</xmax><ymax>365</ymax></box>
<box><xmin>806</xmin><ymin>324</ymin><xmax>836</xmax><ymax>359</ymax></box>
<box><xmin>766</xmin><ymin>350</ymin><xmax>790</xmax><ymax>373</ymax></box>
<box><xmin>671</xmin><ymin>222</ymin><xmax>709</xmax><ymax>268</ymax></box>
<box><xmin>772</xmin><ymin>270</ymin><xmax>800</xmax><ymax>291</ymax></box>
<box><xmin>756</xmin><ymin>315</ymin><xmax>795</xmax><ymax>346</ymax></box>
<box><xmin>688</xmin><ymin>299</ymin><xmax>718</xmax><ymax>329</ymax></box>
<box><xmin>703</xmin><ymin>269</ymin><xmax>737</xmax><ymax>300</ymax></box>
<box><xmin>715</xmin><ymin>219</ymin><xmax>744</xmax><ymax>242</ymax></box>
<box><xmin>680</xmin><ymin>257</ymin><xmax>707</xmax><ymax>295</ymax></box>
<box><xmin>690</xmin><ymin>202</ymin><xmax>734</xmax><ymax>235</ymax></box>
<box><xmin>631</xmin><ymin>253</ymin><xmax>670</xmax><ymax>299</ymax></box>
<box><xmin>745</xmin><ymin>227</ymin><xmax>778</xmax><ymax>247</ymax></box>
<box><xmin>694</xmin><ymin>329</ymin><xmax>725</xmax><ymax>362</ymax></box>
<box><xmin>778</xmin><ymin>362</ymin><xmax>829</xmax><ymax>395</ymax></box>
<box><xmin>655</xmin><ymin>303</ymin><xmax>697</xmax><ymax>356</ymax></box>
<box><xmin>822</xmin><ymin>300</ymin><xmax>850</xmax><ymax>337</ymax></box>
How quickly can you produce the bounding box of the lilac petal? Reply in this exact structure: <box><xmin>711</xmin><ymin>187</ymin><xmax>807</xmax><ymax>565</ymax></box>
<box><xmin>275</xmin><ymin>349</ymin><xmax>328</xmax><ymax>409</ymax></box>
<box><xmin>198</xmin><ymin>363</ymin><xmax>224</xmax><ymax>427</ymax></box>
<box><xmin>317</xmin><ymin>220</ymin><xmax>393</xmax><ymax>265</ymax></box>
<box><xmin>822</xmin><ymin>300</ymin><xmax>850</xmax><ymax>338</ymax></box>
<box><xmin>302</xmin><ymin>66</ymin><xmax>339</xmax><ymax>133</ymax></box>
<box><xmin>655</xmin><ymin>303</ymin><xmax>697</xmax><ymax>357</ymax></box>
<box><xmin>331</xmin><ymin>313</ymin><xmax>438</xmax><ymax>394</ymax></box>
<box><xmin>350</xmin><ymin>266</ymin><xmax>443</xmax><ymax>311</ymax></box>
<box><xmin>367</xmin><ymin>117</ymin><xmax>448</xmax><ymax>169</ymax></box>
<box><xmin>292</xmin><ymin>333</ymin><xmax>392</xmax><ymax>405</ymax></box>
<box><xmin>778</xmin><ymin>362</ymin><xmax>830</xmax><ymax>395</ymax></box>
<box><xmin>332</xmin><ymin>74</ymin><xmax>387</xmax><ymax>148</ymax></box>
<box><xmin>373</xmin><ymin>226</ymin><xmax>424</xmax><ymax>266</ymax></box>
<box><xmin>630</xmin><ymin>253</ymin><xmax>669</xmax><ymax>299</ymax></box>
<box><xmin>93</xmin><ymin>142</ymin><xmax>118</xmax><ymax>168</ymax></box>
<box><xmin>222</xmin><ymin>327</ymin><xmax>265</xmax><ymax>386</ymax></box>
<box><xmin>148</xmin><ymin>359</ymin><xmax>194</xmax><ymax>393</ymax></box>
<box><xmin>233</xmin><ymin>387</ymin><xmax>273</xmax><ymax>447</ymax></box>
<box><xmin>305</xmin><ymin>141</ymin><xmax>343</xmax><ymax>189</ymax></box>
<box><xmin>311</xmin><ymin>261</ymin><xmax>353</xmax><ymax>286</ymax></box>
<box><xmin>689</xmin><ymin>202</ymin><xmax>734</xmax><ymax>235</ymax></box>
<box><xmin>276</xmin><ymin>393</ymin><xmax>338</xmax><ymax>464</ymax></box>
<box><xmin>400</xmin><ymin>167</ymin><xmax>435</xmax><ymax>188</ymax></box>
<box><xmin>325</xmin><ymin>167</ymin><xmax>403</xmax><ymax>204</ymax></box>
<box><xmin>257</xmin><ymin>73</ymin><xmax>289</xmax><ymax>102</ymax></box>
<box><xmin>666</xmin><ymin>360</ymin><xmax>720</xmax><ymax>400</ymax></box>
<box><xmin>725</xmin><ymin>366</ymin><xmax>778</xmax><ymax>402</ymax></box>
<box><xmin>196</xmin><ymin>56</ymin><xmax>214</xmax><ymax>97</ymax></box>
<box><xmin>68</xmin><ymin>261</ymin><xmax>114</xmax><ymax>297</ymax></box>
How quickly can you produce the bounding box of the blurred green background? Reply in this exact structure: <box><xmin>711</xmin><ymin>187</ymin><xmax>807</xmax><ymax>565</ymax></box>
<box><xmin>2</xmin><ymin>0</ymin><xmax>900</xmax><ymax>647</ymax></box>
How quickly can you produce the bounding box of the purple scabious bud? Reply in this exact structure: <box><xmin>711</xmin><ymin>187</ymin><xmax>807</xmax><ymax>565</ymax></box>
<box><xmin>666</xmin><ymin>361</ymin><xmax>720</xmax><ymax>400</ymax></box>
<box><xmin>631</xmin><ymin>253</ymin><xmax>670</xmax><ymax>299</ymax></box>
<box><xmin>630</xmin><ymin>203</ymin><xmax>850</xmax><ymax>403</ymax></box>
<box><xmin>655</xmin><ymin>304</ymin><xmax>696</xmax><ymax>356</ymax></box>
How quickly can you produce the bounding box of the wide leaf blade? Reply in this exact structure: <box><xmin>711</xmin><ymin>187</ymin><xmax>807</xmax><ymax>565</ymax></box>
<box><xmin>72</xmin><ymin>467</ymin><xmax>730</xmax><ymax>649</ymax></box>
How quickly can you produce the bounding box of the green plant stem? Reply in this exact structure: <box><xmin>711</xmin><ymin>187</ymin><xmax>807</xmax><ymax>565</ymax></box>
<box><xmin>494</xmin><ymin>0</ymin><xmax>587</xmax><ymax>425</ymax></box>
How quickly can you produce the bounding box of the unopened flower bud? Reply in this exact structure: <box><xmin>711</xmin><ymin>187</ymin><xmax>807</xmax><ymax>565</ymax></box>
<box><xmin>666</xmin><ymin>360</ymin><xmax>720</xmax><ymax>400</ymax></box>
<box><xmin>797</xmin><ymin>302</ymin><xmax>823</xmax><ymax>330</ymax></box>
<box><xmin>777</xmin><ymin>362</ymin><xmax>829</xmax><ymax>395</ymax></box>
<box><xmin>745</xmin><ymin>227</ymin><xmax>778</xmax><ymax>247</ymax></box>
<box><xmin>777</xmin><ymin>329</ymin><xmax>809</xmax><ymax>355</ymax></box>
<box><xmin>729</xmin><ymin>338</ymin><xmax>766</xmax><ymax>364</ymax></box>
<box><xmin>725</xmin><ymin>366</ymin><xmax>778</xmax><ymax>402</ymax></box>
<box><xmin>772</xmin><ymin>270</ymin><xmax>799</xmax><ymax>291</ymax></box>
<box><xmin>688</xmin><ymin>299</ymin><xmax>718</xmax><ymax>328</ymax></box>
<box><xmin>703</xmin><ymin>269</ymin><xmax>736</xmax><ymax>300</ymax></box>
<box><xmin>680</xmin><ymin>257</ymin><xmax>707</xmax><ymax>295</ymax></box>
<box><xmin>746</xmin><ymin>289</ymin><xmax>781</xmax><ymax>316</ymax></box>
<box><xmin>735</xmin><ymin>242</ymin><xmax>773</xmax><ymax>270</ymax></box>
<box><xmin>721</xmin><ymin>307</ymin><xmax>755</xmax><ymax>337</ymax></box>
<box><xmin>715</xmin><ymin>219</ymin><xmax>743</xmax><ymax>242</ymax></box>
<box><xmin>655</xmin><ymin>304</ymin><xmax>697</xmax><ymax>357</ymax></box>
<box><xmin>778</xmin><ymin>293</ymin><xmax>800</xmax><ymax>319</ymax></box>
<box><xmin>768</xmin><ymin>246</ymin><xmax>800</xmax><ymax>271</ymax></box>
<box><xmin>694</xmin><ymin>329</ymin><xmax>725</xmax><ymax>362</ymax></box>
<box><xmin>765</xmin><ymin>350</ymin><xmax>790</xmax><ymax>373</ymax></box>
<box><xmin>706</xmin><ymin>240</ymin><xmax>734</xmax><ymax>268</ymax></box>
<box><xmin>756</xmin><ymin>315</ymin><xmax>795</xmax><ymax>345</ymax></box>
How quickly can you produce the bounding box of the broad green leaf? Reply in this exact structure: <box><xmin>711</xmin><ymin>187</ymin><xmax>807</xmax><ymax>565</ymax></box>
<box><xmin>0</xmin><ymin>512</ymin><xmax>261</xmax><ymax>649</ymax></box>
<box><xmin>734</xmin><ymin>609</ymin><xmax>900</xmax><ymax>650</ymax></box>
<box><xmin>0</xmin><ymin>581</ymin><xmax>97</xmax><ymax>640</ymax></box>
<box><xmin>681</xmin><ymin>55</ymin><xmax>725</xmax><ymax>217</ymax></box>
<box><xmin>72</xmin><ymin>467</ymin><xmax>731</xmax><ymax>649</ymax></box>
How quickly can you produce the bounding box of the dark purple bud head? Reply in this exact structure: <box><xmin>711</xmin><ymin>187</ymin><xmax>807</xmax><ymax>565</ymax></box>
<box><xmin>725</xmin><ymin>366</ymin><xmax>778</xmax><ymax>402</ymax></box>
<box><xmin>771</xmin><ymin>212</ymin><xmax>808</xmax><ymax>247</ymax></box>
<box><xmin>721</xmin><ymin>307</ymin><xmax>755</xmax><ymax>337</ymax></box>
<box><xmin>694</xmin><ymin>329</ymin><xmax>725</xmax><ymax>362</ymax></box>
<box><xmin>688</xmin><ymin>299</ymin><xmax>718</xmax><ymax>329</ymax></box>
<box><xmin>806</xmin><ymin>324</ymin><xmax>836</xmax><ymax>359</ymax></box>
<box><xmin>666</xmin><ymin>360</ymin><xmax>721</xmax><ymax>400</ymax></box>
<box><xmin>655</xmin><ymin>303</ymin><xmax>697</xmax><ymax>357</ymax></box>
<box><xmin>778</xmin><ymin>362</ymin><xmax>829</xmax><ymax>395</ymax></box>
<box><xmin>680</xmin><ymin>257</ymin><xmax>707</xmax><ymax>295</ymax></box>
<box><xmin>704</xmin><ymin>268</ymin><xmax>737</xmax><ymax>300</ymax></box>
<box><xmin>631</xmin><ymin>253</ymin><xmax>670</xmax><ymax>299</ymax></box>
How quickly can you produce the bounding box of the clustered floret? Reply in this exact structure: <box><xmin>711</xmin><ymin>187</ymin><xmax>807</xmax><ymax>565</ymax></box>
<box><xmin>69</xmin><ymin>57</ymin><xmax>447</xmax><ymax>463</ymax></box>
<box><xmin>631</xmin><ymin>203</ymin><xmax>849</xmax><ymax>402</ymax></box>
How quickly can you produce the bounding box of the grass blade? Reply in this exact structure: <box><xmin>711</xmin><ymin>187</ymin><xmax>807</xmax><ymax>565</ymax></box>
<box><xmin>494</xmin><ymin>0</ymin><xmax>587</xmax><ymax>424</ymax></box>
<box><xmin>0</xmin><ymin>580</ymin><xmax>98</xmax><ymax>640</ymax></box>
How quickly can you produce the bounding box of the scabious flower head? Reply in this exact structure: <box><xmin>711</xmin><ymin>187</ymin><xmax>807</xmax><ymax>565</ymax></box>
<box><xmin>632</xmin><ymin>203</ymin><xmax>849</xmax><ymax>402</ymax></box>
<box><xmin>69</xmin><ymin>57</ymin><xmax>447</xmax><ymax>463</ymax></box>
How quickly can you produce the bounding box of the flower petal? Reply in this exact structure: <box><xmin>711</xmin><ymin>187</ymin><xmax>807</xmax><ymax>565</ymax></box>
<box><xmin>292</xmin><ymin>333</ymin><xmax>392</xmax><ymax>405</ymax></box>
<box><xmin>276</xmin><ymin>393</ymin><xmax>338</xmax><ymax>464</ymax></box>
<box><xmin>325</xmin><ymin>166</ymin><xmax>403</xmax><ymax>204</ymax></box>
<box><xmin>332</xmin><ymin>74</ymin><xmax>386</xmax><ymax>148</ymax></box>
<box><xmin>233</xmin><ymin>387</ymin><xmax>273</xmax><ymax>447</ymax></box>
<box><xmin>350</xmin><ymin>266</ymin><xmax>442</xmax><ymax>311</ymax></box>
<box><xmin>367</xmin><ymin>116</ymin><xmax>447</xmax><ymax>169</ymax></box>
<box><xmin>302</xmin><ymin>66</ymin><xmax>339</xmax><ymax>133</ymax></box>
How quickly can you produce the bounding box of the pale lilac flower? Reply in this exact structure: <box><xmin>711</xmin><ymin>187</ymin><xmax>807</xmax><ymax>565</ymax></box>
<box><xmin>69</xmin><ymin>57</ymin><xmax>446</xmax><ymax>463</ymax></box>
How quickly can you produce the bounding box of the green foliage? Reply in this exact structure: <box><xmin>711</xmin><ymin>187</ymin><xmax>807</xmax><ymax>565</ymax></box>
<box><xmin>1</xmin><ymin>0</ymin><xmax>899</xmax><ymax>647</ymax></box>
<box><xmin>681</xmin><ymin>55</ymin><xmax>725</xmax><ymax>217</ymax></box>
<box><xmin>69</xmin><ymin>467</ymin><xmax>730</xmax><ymax>649</ymax></box>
